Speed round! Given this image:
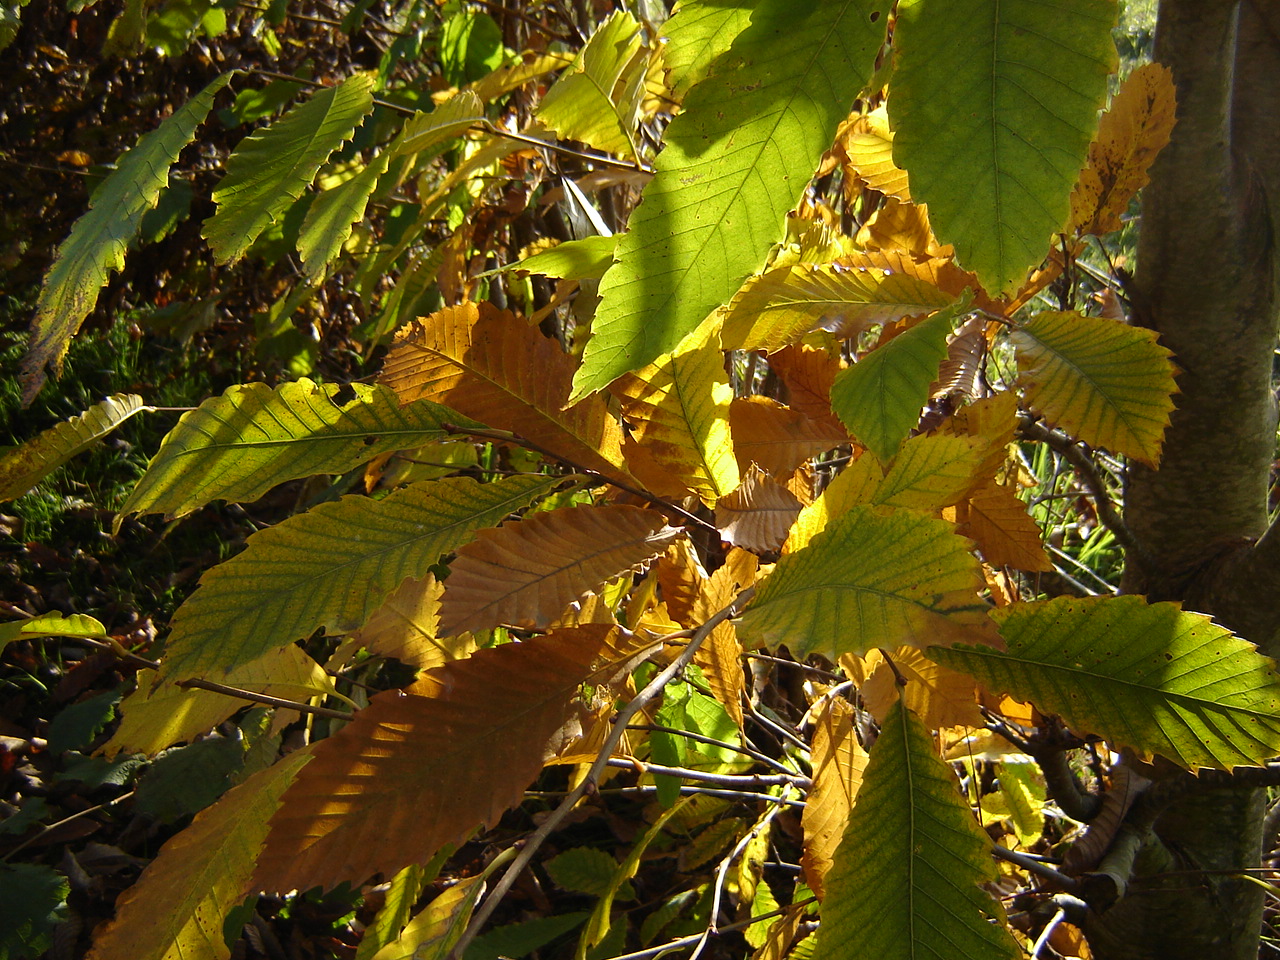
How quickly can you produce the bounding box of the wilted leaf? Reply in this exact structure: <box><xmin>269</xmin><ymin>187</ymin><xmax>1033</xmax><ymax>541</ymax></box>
<box><xmin>1070</xmin><ymin>62</ymin><xmax>1177</xmax><ymax>236</ymax></box>
<box><xmin>0</xmin><ymin>395</ymin><xmax>147</xmax><ymax>501</ymax></box>
<box><xmin>855</xmin><ymin>646</ymin><xmax>984</xmax><ymax>729</ymax></box>
<box><xmin>954</xmin><ymin>481</ymin><xmax>1052</xmax><ymax>572</ymax></box>
<box><xmin>800</xmin><ymin>698</ymin><xmax>868</xmax><ymax>900</ymax></box>
<box><xmin>766</xmin><ymin>344</ymin><xmax>845</xmax><ymax>430</ymax></box>
<box><xmin>1062</xmin><ymin>765</ymin><xmax>1148</xmax><ymax>873</ymax></box>
<box><xmin>715</xmin><ymin>467</ymin><xmax>803</xmax><ymax>554</ymax></box>
<box><xmin>738</xmin><ymin>505</ymin><xmax>998</xmax><ymax>659</ymax></box>
<box><xmin>438</xmin><ymin>505</ymin><xmax>682</xmax><ymax>635</ymax></box>
<box><xmin>729</xmin><ymin>397</ymin><xmax>846</xmax><ymax>479</ymax></box>
<box><xmin>930</xmin><ymin>596</ymin><xmax>1280</xmax><ymax>770</ymax></box>
<box><xmin>203</xmin><ymin>73</ymin><xmax>375</xmax><ymax>264</ymax></box>
<box><xmin>657</xmin><ymin>538</ymin><xmax>709</xmax><ymax>627</ymax></box>
<box><xmin>85</xmin><ymin>752</ymin><xmax>311</xmax><ymax>960</ymax></box>
<box><xmin>380</xmin><ymin>302</ymin><xmax>633</xmax><ymax>485</ymax></box>
<box><xmin>889</xmin><ymin>0</ymin><xmax>1115</xmax><ymax>294</ymax></box>
<box><xmin>690</xmin><ymin>548</ymin><xmax>757</xmax><ymax>728</ymax></box>
<box><xmin>1012</xmin><ymin>310</ymin><xmax>1176</xmax><ymax>465</ymax></box>
<box><xmin>119</xmin><ymin>380</ymin><xmax>471</xmax><ymax>524</ymax></box>
<box><xmin>160</xmin><ymin>474</ymin><xmax>560</xmax><ymax>679</ymax></box>
<box><xmin>813</xmin><ymin>702</ymin><xmax>1021</xmax><ymax>960</ymax></box>
<box><xmin>252</xmin><ymin>626</ymin><xmax>644</xmax><ymax>892</ymax></box>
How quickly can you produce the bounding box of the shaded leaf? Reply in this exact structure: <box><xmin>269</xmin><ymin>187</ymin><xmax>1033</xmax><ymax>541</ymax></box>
<box><xmin>737</xmin><ymin>505</ymin><xmax>998</xmax><ymax>659</ymax></box>
<box><xmin>0</xmin><ymin>863</ymin><xmax>68</xmax><ymax>960</ymax></box>
<box><xmin>888</xmin><ymin>0</ymin><xmax>1116</xmax><ymax>293</ymax></box>
<box><xmin>954</xmin><ymin>481</ymin><xmax>1053</xmax><ymax>572</ymax></box>
<box><xmin>85</xmin><ymin>752</ymin><xmax>311</xmax><ymax>960</ymax></box>
<box><xmin>715</xmin><ymin>466</ymin><xmax>803</xmax><ymax>554</ymax></box>
<box><xmin>203</xmin><ymin>73</ymin><xmax>376</xmax><ymax>264</ymax></box>
<box><xmin>766</xmin><ymin>344</ymin><xmax>845</xmax><ymax>430</ymax></box>
<box><xmin>379</xmin><ymin>302</ymin><xmax>633</xmax><ymax>485</ymax></box>
<box><xmin>160</xmin><ymin>474</ymin><xmax>560</xmax><ymax>679</ymax></box>
<box><xmin>830</xmin><ymin>306</ymin><xmax>959</xmax><ymax>461</ymax></box>
<box><xmin>657</xmin><ymin>538</ymin><xmax>709</xmax><ymax>627</ymax></box>
<box><xmin>20</xmin><ymin>75</ymin><xmax>229</xmax><ymax>403</ymax></box>
<box><xmin>546</xmin><ymin>848</ymin><xmax>633</xmax><ymax>900</ymax></box>
<box><xmin>438</xmin><ymin>504</ymin><xmax>682</xmax><ymax>635</ymax></box>
<box><xmin>350</xmin><ymin>575</ymin><xmax>476</xmax><ymax>673</ymax></box>
<box><xmin>572</xmin><ymin>0</ymin><xmax>889</xmax><ymax>396</ymax></box>
<box><xmin>1061</xmin><ymin>765</ymin><xmax>1148</xmax><ymax>873</ymax></box>
<box><xmin>1012</xmin><ymin>310</ymin><xmax>1176</xmax><ymax>465</ymax></box>
<box><xmin>356</xmin><ymin>864</ymin><xmax>435</xmax><ymax>960</ymax></box>
<box><xmin>1070</xmin><ymin>63</ymin><xmax>1177</xmax><ymax>236</ymax></box>
<box><xmin>464</xmin><ymin>912</ymin><xmax>589</xmax><ymax>960</ymax></box>
<box><xmin>119</xmin><ymin>380</ymin><xmax>473</xmax><ymax>524</ymax></box>
<box><xmin>369</xmin><ymin>870</ymin><xmax>490</xmax><ymax>960</ymax></box>
<box><xmin>252</xmin><ymin>626</ymin><xmax>644</xmax><ymax>892</ymax></box>
<box><xmin>813</xmin><ymin>701</ymin><xmax>1021</xmax><ymax>960</ymax></box>
<box><xmin>929</xmin><ymin>596</ymin><xmax>1280</xmax><ymax>770</ymax></box>
<box><xmin>0</xmin><ymin>395</ymin><xmax>147</xmax><ymax>501</ymax></box>
<box><xmin>729</xmin><ymin>397</ymin><xmax>846</xmax><ymax>478</ymax></box>
<box><xmin>800</xmin><ymin>698</ymin><xmax>868</xmax><ymax>900</ymax></box>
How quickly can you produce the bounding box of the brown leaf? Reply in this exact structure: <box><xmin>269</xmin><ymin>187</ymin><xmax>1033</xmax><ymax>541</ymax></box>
<box><xmin>715</xmin><ymin>467</ymin><xmax>803</xmax><ymax>554</ymax></box>
<box><xmin>379</xmin><ymin>302</ymin><xmax>632</xmax><ymax>484</ymax></box>
<box><xmin>856</xmin><ymin>646</ymin><xmax>984</xmax><ymax>730</ymax></box>
<box><xmin>933</xmin><ymin>314</ymin><xmax>991</xmax><ymax>401</ymax></box>
<box><xmin>350</xmin><ymin>575</ymin><xmax>477</xmax><ymax>673</ymax></box>
<box><xmin>657</xmin><ymin>539</ymin><xmax>708</xmax><ymax>627</ymax></box>
<box><xmin>690</xmin><ymin>548</ymin><xmax>758</xmax><ymax>728</ymax></box>
<box><xmin>800</xmin><ymin>697</ymin><xmax>868</xmax><ymax>900</ymax></box>
<box><xmin>766</xmin><ymin>344</ymin><xmax>846</xmax><ymax>431</ymax></box>
<box><xmin>955</xmin><ymin>481</ymin><xmax>1053</xmax><ymax>572</ymax></box>
<box><xmin>438</xmin><ymin>504</ymin><xmax>683</xmax><ymax>635</ymax></box>
<box><xmin>730</xmin><ymin>396</ymin><xmax>846</xmax><ymax>478</ymax></box>
<box><xmin>252</xmin><ymin>625</ymin><xmax>644</xmax><ymax>893</ymax></box>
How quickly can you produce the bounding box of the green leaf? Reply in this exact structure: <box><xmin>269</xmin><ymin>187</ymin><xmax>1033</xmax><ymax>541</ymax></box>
<box><xmin>571</xmin><ymin>0</ymin><xmax>889</xmax><ymax>398</ymax></box>
<box><xmin>464</xmin><ymin>912</ymin><xmax>589</xmax><ymax>960</ymax></box>
<box><xmin>736</xmin><ymin>505</ymin><xmax>996</xmax><ymax>659</ymax></box>
<box><xmin>439</xmin><ymin>2</ymin><xmax>504</xmax><ymax>87</ymax></box>
<box><xmin>813</xmin><ymin>701</ymin><xmax>1021</xmax><ymax>960</ymax></box>
<box><xmin>546</xmin><ymin>848</ymin><xmax>634</xmax><ymax>900</ymax></box>
<box><xmin>0</xmin><ymin>612</ymin><xmax>107</xmax><ymax>654</ymax></box>
<box><xmin>659</xmin><ymin>0</ymin><xmax>754</xmax><ymax>103</ymax></box>
<box><xmin>355</xmin><ymin>863</ymin><xmax>436</xmax><ymax>960</ymax></box>
<box><xmin>829</xmin><ymin>306</ymin><xmax>958</xmax><ymax>461</ymax></box>
<box><xmin>0</xmin><ymin>863</ymin><xmax>68</xmax><ymax>960</ymax></box>
<box><xmin>134</xmin><ymin>738</ymin><xmax>245</xmax><ymax>823</ymax></box>
<box><xmin>0</xmin><ymin>394</ymin><xmax>147</xmax><ymax>501</ymax></box>
<box><xmin>298</xmin><ymin>152</ymin><xmax>392</xmax><ymax>280</ymax></box>
<box><xmin>203</xmin><ymin>73</ymin><xmax>376</xmax><ymax>264</ymax></box>
<box><xmin>1011</xmin><ymin>310</ymin><xmax>1176</xmax><ymax>466</ymax></box>
<box><xmin>119</xmin><ymin>380</ymin><xmax>478</xmax><ymax>524</ymax></box>
<box><xmin>929</xmin><ymin>595</ymin><xmax>1280</xmax><ymax>771</ymax></box>
<box><xmin>47</xmin><ymin>689</ymin><xmax>123</xmax><ymax>754</ymax></box>
<box><xmin>159</xmin><ymin>474</ymin><xmax>561</xmax><ymax>679</ymax></box>
<box><xmin>537</xmin><ymin>11</ymin><xmax>646</xmax><ymax>158</ymax></box>
<box><xmin>888</xmin><ymin>0</ymin><xmax>1116</xmax><ymax>294</ymax></box>
<box><xmin>18</xmin><ymin>74</ymin><xmax>230</xmax><ymax>403</ymax></box>
<box><xmin>393</xmin><ymin>90</ymin><xmax>485</xmax><ymax>159</ymax></box>
<box><xmin>517</xmin><ymin>235</ymin><xmax>618</xmax><ymax>281</ymax></box>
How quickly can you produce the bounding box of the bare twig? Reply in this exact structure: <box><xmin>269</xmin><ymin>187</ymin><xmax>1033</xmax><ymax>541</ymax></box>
<box><xmin>1</xmin><ymin>791</ymin><xmax>136</xmax><ymax>863</ymax></box>
<box><xmin>992</xmin><ymin>844</ymin><xmax>1081</xmax><ymax>894</ymax></box>
<box><xmin>625</xmin><ymin>723</ymin><xmax>800</xmax><ymax>776</ymax></box>
<box><xmin>175</xmin><ymin>678</ymin><xmax>351</xmax><ymax>720</ymax></box>
<box><xmin>605</xmin><ymin>757</ymin><xmax>809</xmax><ymax>790</ymax></box>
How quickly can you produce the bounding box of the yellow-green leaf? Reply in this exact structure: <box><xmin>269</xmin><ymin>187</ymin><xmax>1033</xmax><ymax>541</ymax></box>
<box><xmin>1011</xmin><ymin>310</ymin><xmax>1176</xmax><ymax>465</ymax></box>
<box><xmin>393</xmin><ymin>90</ymin><xmax>484</xmax><ymax>158</ymax></box>
<box><xmin>517</xmin><ymin>235</ymin><xmax>618</xmax><ymax>281</ymax></box>
<box><xmin>737</xmin><ymin>505</ymin><xmax>998</xmax><ymax>659</ymax></box>
<box><xmin>873</xmin><ymin>433</ymin><xmax>987</xmax><ymax>512</ymax></box>
<box><xmin>659</xmin><ymin>0</ymin><xmax>753</xmax><ymax>103</ymax></box>
<box><xmin>0</xmin><ymin>612</ymin><xmax>107</xmax><ymax>654</ymax></box>
<box><xmin>298</xmin><ymin>151</ymin><xmax>391</xmax><ymax>280</ymax></box>
<box><xmin>929</xmin><ymin>596</ymin><xmax>1280</xmax><ymax>771</ymax></box>
<box><xmin>160</xmin><ymin>474</ymin><xmax>561</xmax><ymax>680</ymax></box>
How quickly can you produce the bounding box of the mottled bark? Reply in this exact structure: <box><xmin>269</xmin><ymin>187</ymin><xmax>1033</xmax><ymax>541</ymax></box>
<box><xmin>1095</xmin><ymin>1</ymin><xmax>1280</xmax><ymax>958</ymax></box>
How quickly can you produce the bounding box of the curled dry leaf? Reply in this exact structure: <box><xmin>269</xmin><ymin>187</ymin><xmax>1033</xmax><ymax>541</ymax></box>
<box><xmin>729</xmin><ymin>396</ymin><xmax>846</xmax><ymax>479</ymax></box>
<box><xmin>715</xmin><ymin>466</ymin><xmax>803</xmax><ymax>554</ymax></box>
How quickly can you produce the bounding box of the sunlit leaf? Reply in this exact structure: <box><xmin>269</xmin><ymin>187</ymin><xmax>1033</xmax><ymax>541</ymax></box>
<box><xmin>781</xmin><ymin>451</ymin><xmax>883</xmax><ymax>555</ymax></box>
<box><xmin>1011</xmin><ymin>310</ymin><xmax>1177</xmax><ymax>465</ymax></box>
<box><xmin>0</xmin><ymin>612</ymin><xmax>106</xmax><ymax>654</ymax></box>
<box><xmin>160</xmin><ymin>474</ymin><xmax>560</xmax><ymax>679</ymax></box>
<box><xmin>830</xmin><ymin>306</ymin><xmax>959</xmax><ymax>460</ymax></box>
<box><xmin>0</xmin><ymin>394</ymin><xmax>147</xmax><ymax>501</ymax></box>
<box><xmin>394</xmin><ymin>90</ymin><xmax>485</xmax><ymax>158</ymax></box>
<box><xmin>379</xmin><ymin>302</ymin><xmax>633</xmax><ymax>485</ymax></box>
<box><xmin>659</xmin><ymin>0</ymin><xmax>753</xmax><ymax>103</ymax></box>
<box><xmin>690</xmin><ymin>547</ymin><xmax>758</xmax><ymax>728</ymax></box>
<box><xmin>715</xmin><ymin>466</ymin><xmax>803</xmax><ymax>554</ymax></box>
<box><xmin>930</xmin><ymin>596</ymin><xmax>1280</xmax><ymax>771</ymax></box>
<box><xmin>298</xmin><ymin>151</ymin><xmax>391</xmax><ymax>280</ymax></box>
<box><xmin>873</xmin><ymin>433</ymin><xmax>987</xmax><ymax>512</ymax></box>
<box><xmin>766</xmin><ymin>344</ymin><xmax>845</xmax><ymax>430</ymax></box>
<box><xmin>438</xmin><ymin>505</ymin><xmax>683</xmax><ymax>635</ymax></box>
<box><xmin>203</xmin><ymin>73</ymin><xmax>375</xmax><ymax>264</ymax></box>
<box><xmin>954</xmin><ymin>481</ymin><xmax>1052</xmax><ymax>572</ymax></box>
<box><xmin>355</xmin><ymin>863</ymin><xmax>434</xmax><ymax>960</ymax></box>
<box><xmin>888</xmin><ymin>0</ymin><xmax>1116</xmax><ymax>293</ymax></box>
<box><xmin>517</xmin><ymin>235</ymin><xmax>618</xmax><ymax>281</ymax></box>
<box><xmin>252</xmin><ymin>626</ymin><xmax>645</xmax><ymax>892</ymax></box>
<box><xmin>738</xmin><ymin>505</ymin><xmax>998</xmax><ymax>659</ymax></box>
<box><xmin>1070</xmin><ymin>62</ymin><xmax>1177</xmax><ymax>236</ymax></box>
<box><xmin>800</xmin><ymin>698</ymin><xmax>868</xmax><ymax>900</ymax></box>
<box><xmin>119</xmin><ymin>380</ymin><xmax>473</xmax><ymax>524</ymax></box>
<box><xmin>85</xmin><ymin>752</ymin><xmax>311</xmax><ymax>960</ymax></box>
<box><xmin>370</xmin><ymin>870</ymin><xmax>490</xmax><ymax>960</ymax></box>
<box><xmin>349</xmin><ymin>575</ymin><xmax>476</xmax><ymax>673</ymax></box>
<box><xmin>979</xmin><ymin>761</ymin><xmax>1046</xmax><ymax>848</ymax></box>
<box><xmin>572</xmin><ymin>0</ymin><xmax>889</xmax><ymax>397</ymax></box>
<box><xmin>19</xmin><ymin>75</ymin><xmax>229</xmax><ymax>403</ymax></box>
<box><xmin>855</xmin><ymin>196</ymin><xmax>951</xmax><ymax>260</ymax></box>
<box><xmin>839</xmin><ymin>106</ymin><xmax>910</xmax><ymax>201</ymax></box>
<box><xmin>813</xmin><ymin>701</ymin><xmax>1021</xmax><ymax>960</ymax></box>
<box><xmin>854</xmin><ymin>645</ymin><xmax>984</xmax><ymax>729</ymax></box>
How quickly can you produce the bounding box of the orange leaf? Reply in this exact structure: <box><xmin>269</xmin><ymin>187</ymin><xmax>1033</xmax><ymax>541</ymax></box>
<box><xmin>855</xmin><ymin>646</ymin><xmax>984</xmax><ymax>730</ymax></box>
<box><xmin>730</xmin><ymin>396</ymin><xmax>846</xmax><ymax>478</ymax></box>
<box><xmin>690</xmin><ymin>548</ymin><xmax>758</xmax><ymax>728</ymax></box>
<box><xmin>855</xmin><ymin>196</ymin><xmax>953</xmax><ymax>260</ymax></box>
<box><xmin>657</xmin><ymin>539</ymin><xmax>708</xmax><ymax>627</ymax></box>
<box><xmin>350</xmin><ymin>575</ymin><xmax>477</xmax><ymax>673</ymax></box>
<box><xmin>252</xmin><ymin>625</ymin><xmax>646</xmax><ymax>893</ymax></box>
<box><xmin>766</xmin><ymin>344</ymin><xmax>846</xmax><ymax>430</ymax></box>
<box><xmin>379</xmin><ymin>302</ymin><xmax>632</xmax><ymax>484</ymax></box>
<box><xmin>838</xmin><ymin>107</ymin><xmax>910</xmax><ymax>202</ymax></box>
<box><xmin>955</xmin><ymin>481</ymin><xmax>1053</xmax><ymax>572</ymax></box>
<box><xmin>715</xmin><ymin>466</ymin><xmax>803</xmax><ymax>554</ymax></box>
<box><xmin>438</xmin><ymin>504</ymin><xmax>683</xmax><ymax>635</ymax></box>
<box><xmin>800</xmin><ymin>697</ymin><xmax>868</xmax><ymax>900</ymax></box>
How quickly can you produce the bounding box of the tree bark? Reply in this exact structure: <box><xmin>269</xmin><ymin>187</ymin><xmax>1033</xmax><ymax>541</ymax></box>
<box><xmin>1097</xmin><ymin>1</ymin><xmax>1280</xmax><ymax>957</ymax></box>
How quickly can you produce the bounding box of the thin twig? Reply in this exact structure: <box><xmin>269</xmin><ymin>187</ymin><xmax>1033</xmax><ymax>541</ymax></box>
<box><xmin>175</xmin><ymin>679</ymin><xmax>352</xmax><ymax>720</ymax></box>
<box><xmin>602</xmin><ymin>897</ymin><xmax>817</xmax><ymax>960</ymax></box>
<box><xmin>524</xmin><ymin>785</ymin><xmax>806</xmax><ymax>808</ymax></box>
<box><xmin>605</xmin><ymin>757</ymin><xmax>809</xmax><ymax>790</ymax></box>
<box><xmin>1</xmin><ymin>791</ymin><xmax>136</xmax><ymax>863</ymax></box>
<box><xmin>993</xmin><ymin>844</ymin><xmax>1081</xmax><ymax>893</ymax></box>
<box><xmin>449</xmin><ymin>589</ymin><xmax>756</xmax><ymax>960</ymax></box>
<box><xmin>625</xmin><ymin>723</ymin><xmax>799</xmax><ymax>776</ymax></box>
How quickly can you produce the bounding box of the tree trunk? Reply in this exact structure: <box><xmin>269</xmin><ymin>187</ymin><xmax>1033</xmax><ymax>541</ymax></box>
<box><xmin>1096</xmin><ymin>1</ymin><xmax>1280</xmax><ymax>957</ymax></box>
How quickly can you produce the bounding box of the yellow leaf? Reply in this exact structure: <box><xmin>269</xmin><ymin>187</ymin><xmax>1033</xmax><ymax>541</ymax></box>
<box><xmin>855</xmin><ymin>646</ymin><xmax>984</xmax><ymax>729</ymax></box>
<box><xmin>438</xmin><ymin>504</ymin><xmax>683</xmax><ymax>635</ymax></box>
<box><xmin>613</xmin><ymin>320</ymin><xmax>739</xmax><ymax>506</ymax></box>
<box><xmin>938</xmin><ymin>390</ymin><xmax>1020</xmax><ymax>485</ymax></box>
<box><xmin>103</xmin><ymin>647</ymin><xmax>338</xmax><ymax>757</ymax></box>
<box><xmin>379</xmin><ymin>302</ymin><xmax>633</xmax><ymax>484</ymax></box>
<box><xmin>855</xmin><ymin>196</ymin><xmax>953</xmax><ymax>260</ymax></box>
<box><xmin>874</xmin><ymin>433</ymin><xmax>988</xmax><ymax>512</ymax></box>
<box><xmin>690</xmin><ymin>547</ymin><xmax>758</xmax><ymax>728</ymax></box>
<box><xmin>716</xmin><ymin>466</ymin><xmax>804</xmax><ymax>554</ymax></box>
<box><xmin>800</xmin><ymin>698</ymin><xmax>868</xmax><ymax>900</ymax></box>
<box><xmin>1070</xmin><ymin>63</ymin><xmax>1177</xmax><ymax>236</ymax></box>
<box><xmin>350</xmin><ymin>575</ymin><xmax>477</xmax><ymax>673</ymax></box>
<box><xmin>86</xmin><ymin>752</ymin><xmax>311</xmax><ymax>960</ymax></box>
<box><xmin>252</xmin><ymin>626</ymin><xmax>648</xmax><ymax>893</ymax></box>
<box><xmin>955</xmin><ymin>481</ymin><xmax>1053</xmax><ymax>572</ymax></box>
<box><xmin>838</xmin><ymin>106</ymin><xmax>910</xmax><ymax>202</ymax></box>
<box><xmin>729</xmin><ymin>396</ymin><xmax>846</xmax><ymax>478</ymax></box>
<box><xmin>781</xmin><ymin>450</ymin><xmax>883</xmax><ymax>554</ymax></box>
<box><xmin>1012</xmin><ymin>310</ymin><xmax>1177</xmax><ymax>465</ymax></box>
